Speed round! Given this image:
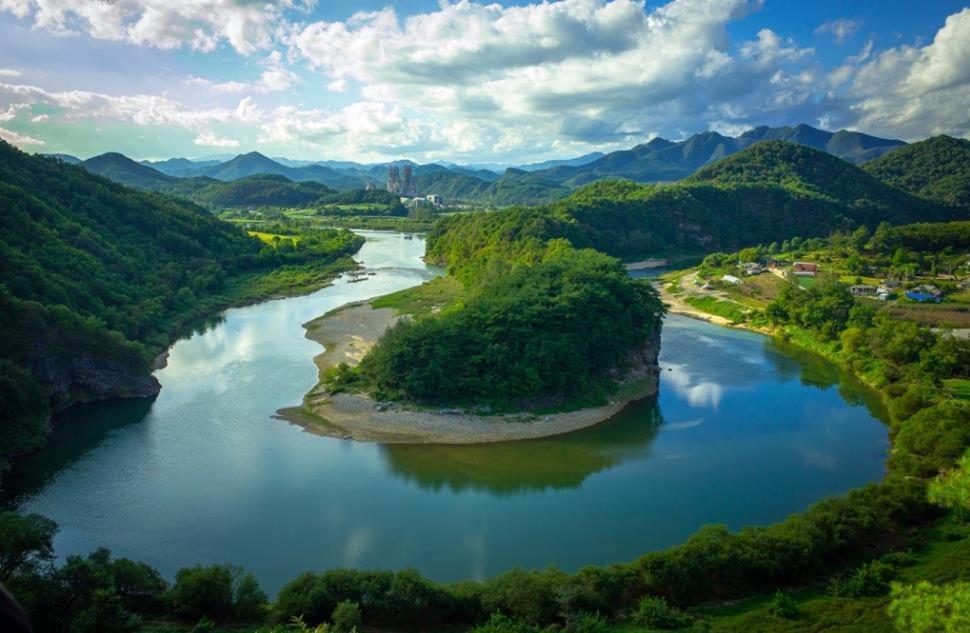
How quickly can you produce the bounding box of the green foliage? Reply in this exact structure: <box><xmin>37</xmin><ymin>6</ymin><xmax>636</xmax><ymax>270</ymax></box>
<box><xmin>929</xmin><ymin>450</ymin><xmax>970</xmax><ymax>513</ymax></box>
<box><xmin>862</xmin><ymin>135</ymin><xmax>970</xmax><ymax>208</ymax></box>
<box><xmin>767</xmin><ymin>590</ymin><xmax>799</xmax><ymax>619</ymax></box>
<box><xmin>359</xmin><ymin>243</ymin><xmax>662</xmax><ymax>408</ymax></box>
<box><xmin>767</xmin><ymin>278</ymin><xmax>855</xmax><ymax>340</ymax></box>
<box><xmin>189</xmin><ymin>616</ymin><xmax>216</xmax><ymax>633</ymax></box>
<box><xmin>331</xmin><ymin>600</ymin><xmax>361</xmax><ymax>633</ymax></box>
<box><xmin>633</xmin><ymin>596</ymin><xmax>693</xmax><ymax>629</ymax></box>
<box><xmin>888</xmin><ymin>581</ymin><xmax>970</xmax><ymax>632</ymax></box>
<box><xmin>565</xmin><ymin>611</ymin><xmax>610</xmax><ymax>633</ymax></box>
<box><xmin>469</xmin><ymin>612</ymin><xmax>545</xmax><ymax>633</ymax></box>
<box><xmin>0</xmin><ymin>511</ymin><xmax>57</xmax><ymax>580</ymax></box>
<box><xmin>168</xmin><ymin>564</ymin><xmax>266</xmax><ymax>623</ymax></box>
<box><xmin>0</xmin><ymin>141</ymin><xmax>364</xmax><ymax>478</ymax></box>
<box><xmin>163</xmin><ymin>174</ymin><xmax>334</xmax><ymax>210</ymax></box>
<box><xmin>829</xmin><ymin>560</ymin><xmax>897</xmax><ymax>597</ymax></box>
<box><xmin>274</xmin><ymin>568</ymin><xmax>462</xmax><ymax>628</ymax></box>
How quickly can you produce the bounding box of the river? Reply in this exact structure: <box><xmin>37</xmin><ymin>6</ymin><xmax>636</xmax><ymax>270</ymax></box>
<box><xmin>2</xmin><ymin>230</ymin><xmax>889</xmax><ymax>595</ymax></box>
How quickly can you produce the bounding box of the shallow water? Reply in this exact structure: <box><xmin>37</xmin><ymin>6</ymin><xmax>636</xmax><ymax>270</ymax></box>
<box><xmin>4</xmin><ymin>231</ymin><xmax>888</xmax><ymax>595</ymax></box>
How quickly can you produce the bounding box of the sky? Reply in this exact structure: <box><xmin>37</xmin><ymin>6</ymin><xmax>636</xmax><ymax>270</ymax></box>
<box><xmin>0</xmin><ymin>0</ymin><xmax>968</xmax><ymax>163</ymax></box>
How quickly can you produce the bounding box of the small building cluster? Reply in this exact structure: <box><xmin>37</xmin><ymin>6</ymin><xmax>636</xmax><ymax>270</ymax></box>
<box><xmin>905</xmin><ymin>284</ymin><xmax>943</xmax><ymax>303</ymax></box>
<box><xmin>792</xmin><ymin>262</ymin><xmax>819</xmax><ymax>277</ymax></box>
<box><xmin>401</xmin><ymin>194</ymin><xmax>444</xmax><ymax>208</ymax></box>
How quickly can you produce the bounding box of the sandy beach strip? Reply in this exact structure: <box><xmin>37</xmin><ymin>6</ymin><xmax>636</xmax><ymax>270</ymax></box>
<box><xmin>276</xmin><ymin>301</ymin><xmax>659</xmax><ymax>444</ymax></box>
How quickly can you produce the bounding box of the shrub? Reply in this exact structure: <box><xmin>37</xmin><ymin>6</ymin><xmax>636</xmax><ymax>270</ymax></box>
<box><xmin>566</xmin><ymin>611</ymin><xmax>610</xmax><ymax>633</ymax></box>
<box><xmin>767</xmin><ymin>590</ymin><xmax>799</xmax><ymax>619</ymax></box>
<box><xmin>633</xmin><ymin>596</ymin><xmax>693</xmax><ymax>630</ymax></box>
<box><xmin>469</xmin><ymin>612</ymin><xmax>544</xmax><ymax>633</ymax></box>
<box><xmin>332</xmin><ymin>600</ymin><xmax>361</xmax><ymax>633</ymax></box>
<box><xmin>829</xmin><ymin>560</ymin><xmax>897</xmax><ymax>597</ymax></box>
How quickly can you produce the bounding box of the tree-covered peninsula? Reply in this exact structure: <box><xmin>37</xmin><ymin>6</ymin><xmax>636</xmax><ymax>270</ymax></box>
<box><xmin>0</xmin><ymin>141</ymin><xmax>365</xmax><ymax>476</ymax></box>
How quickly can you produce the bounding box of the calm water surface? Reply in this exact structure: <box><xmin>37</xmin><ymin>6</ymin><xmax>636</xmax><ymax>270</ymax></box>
<box><xmin>4</xmin><ymin>231</ymin><xmax>889</xmax><ymax>595</ymax></box>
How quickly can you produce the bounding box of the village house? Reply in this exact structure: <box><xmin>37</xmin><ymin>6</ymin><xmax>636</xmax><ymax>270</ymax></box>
<box><xmin>767</xmin><ymin>258</ymin><xmax>791</xmax><ymax>270</ymax></box>
<box><xmin>792</xmin><ymin>262</ymin><xmax>819</xmax><ymax>277</ymax></box>
<box><xmin>722</xmin><ymin>274</ymin><xmax>742</xmax><ymax>285</ymax></box>
<box><xmin>849</xmin><ymin>285</ymin><xmax>878</xmax><ymax>297</ymax></box>
<box><xmin>738</xmin><ymin>262</ymin><xmax>764</xmax><ymax>276</ymax></box>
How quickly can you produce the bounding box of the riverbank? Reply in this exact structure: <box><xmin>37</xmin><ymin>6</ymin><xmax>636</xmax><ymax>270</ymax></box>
<box><xmin>277</xmin><ymin>301</ymin><xmax>659</xmax><ymax>443</ymax></box>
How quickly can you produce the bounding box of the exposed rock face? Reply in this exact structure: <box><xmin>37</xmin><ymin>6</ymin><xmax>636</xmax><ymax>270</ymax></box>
<box><xmin>30</xmin><ymin>352</ymin><xmax>160</xmax><ymax>412</ymax></box>
<box><xmin>611</xmin><ymin>323</ymin><xmax>663</xmax><ymax>387</ymax></box>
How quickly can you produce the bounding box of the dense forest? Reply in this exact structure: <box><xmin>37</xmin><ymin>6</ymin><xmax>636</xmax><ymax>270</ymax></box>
<box><xmin>356</xmin><ymin>240</ymin><xmax>663</xmax><ymax>409</ymax></box>
<box><xmin>861</xmin><ymin>135</ymin><xmax>970</xmax><ymax>209</ymax></box>
<box><xmin>0</xmin><ymin>141</ymin><xmax>364</xmax><ymax>476</ymax></box>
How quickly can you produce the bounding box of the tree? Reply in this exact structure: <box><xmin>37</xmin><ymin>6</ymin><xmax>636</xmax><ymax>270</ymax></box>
<box><xmin>233</xmin><ymin>571</ymin><xmax>267</xmax><ymax>622</ymax></box>
<box><xmin>332</xmin><ymin>600</ymin><xmax>361</xmax><ymax>633</ymax></box>
<box><xmin>0</xmin><ymin>512</ymin><xmax>57</xmax><ymax>581</ymax></box>
<box><xmin>168</xmin><ymin>564</ymin><xmax>234</xmax><ymax>622</ymax></box>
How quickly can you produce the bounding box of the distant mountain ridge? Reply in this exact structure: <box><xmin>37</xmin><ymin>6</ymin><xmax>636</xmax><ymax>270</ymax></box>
<box><xmin>530</xmin><ymin>124</ymin><xmax>906</xmax><ymax>186</ymax></box>
<box><xmin>81</xmin><ymin>152</ymin><xmax>177</xmax><ymax>189</ymax></box>
<box><xmin>69</xmin><ymin>124</ymin><xmax>924</xmax><ymax>207</ymax></box>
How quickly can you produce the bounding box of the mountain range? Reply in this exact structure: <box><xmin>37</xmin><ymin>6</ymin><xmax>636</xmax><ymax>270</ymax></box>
<box><xmin>59</xmin><ymin>124</ymin><xmax>969</xmax><ymax>210</ymax></box>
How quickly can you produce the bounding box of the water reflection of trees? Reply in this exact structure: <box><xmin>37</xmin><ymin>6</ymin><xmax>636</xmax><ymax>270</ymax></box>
<box><xmin>763</xmin><ymin>338</ymin><xmax>890</xmax><ymax>424</ymax></box>
<box><xmin>1</xmin><ymin>398</ymin><xmax>155</xmax><ymax>507</ymax></box>
<box><xmin>379</xmin><ymin>397</ymin><xmax>663</xmax><ymax>496</ymax></box>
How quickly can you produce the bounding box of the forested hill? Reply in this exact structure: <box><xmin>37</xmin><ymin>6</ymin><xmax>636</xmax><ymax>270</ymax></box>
<box><xmin>861</xmin><ymin>135</ymin><xmax>970</xmax><ymax>209</ymax></box>
<box><xmin>161</xmin><ymin>174</ymin><xmax>334</xmax><ymax>210</ymax></box>
<box><xmin>81</xmin><ymin>152</ymin><xmax>178</xmax><ymax>189</ymax></box>
<box><xmin>0</xmin><ymin>141</ymin><xmax>363</xmax><ymax>476</ymax></box>
<box><xmin>428</xmin><ymin>142</ymin><xmax>961</xmax><ymax>262</ymax></box>
<box><xmin>688</xmin><ymin>141</ymin><xmax>952</xmax><ymax>226</ymax></box>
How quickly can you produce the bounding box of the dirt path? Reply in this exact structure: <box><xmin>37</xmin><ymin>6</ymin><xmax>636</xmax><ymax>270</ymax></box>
<box><xmin>657</xmin><ymin>271</ymin><xmax>734</xmax><ymax>326</ymax></box>
<box><xmin>276</xmin><ymin>302</ymin><xmax>659</xmax><ymax>444</ymax></box>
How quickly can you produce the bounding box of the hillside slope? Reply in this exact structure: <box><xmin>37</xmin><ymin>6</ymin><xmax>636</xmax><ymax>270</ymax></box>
<box><xmin>861</xmin><ymin>135</ymin><xmax>970</xmax><ymax>209</ymax></box>
<box><xmin>689</xmin><ymin>141</ymin><xmax>951</xmax><ymax>226</ymax></box>
<box><xmin>0</xmin><ymin>141</ymin><xmax>362</xmax><ymax>475</ymax></box>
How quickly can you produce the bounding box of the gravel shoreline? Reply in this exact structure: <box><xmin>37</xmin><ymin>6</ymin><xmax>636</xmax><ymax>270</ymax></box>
<box><xmin>276</xmin><ymin>301</ymin><xmax>659</xmax><ymax>444</ymax></box>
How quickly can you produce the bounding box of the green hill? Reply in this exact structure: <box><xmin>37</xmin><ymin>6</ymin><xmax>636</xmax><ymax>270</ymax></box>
<box><xmin>861</xmin><ymin>135</ymin><xmax>970</xmax><ymax>208</ymax></box>
<box><xmin>689</xmin><ymin>140</ymin><xmax>949</xmax><ymax>226</ymax></box>
<box><xmin>80</xmin><ymin>152</ymin><xmax>178</xmax><ymax>189</ymax></box>
<box><xmin>0</xmin><ymin>141</ymin><xmax>363</xmax><ymax>475</ymax></box>
<box><xmin>162</xmin><ymin>174</ymin><xmax>334</xmax><ymax>209</ymax></box>
<box><xmin>416</xmin><ymin>168</ymin><xmax>570</xmax><ymax>206</ymax></box>
<box><xmin>428</xmin><ymin>142</ymin><xmax>958</xmax><ymax>263</ymax></box>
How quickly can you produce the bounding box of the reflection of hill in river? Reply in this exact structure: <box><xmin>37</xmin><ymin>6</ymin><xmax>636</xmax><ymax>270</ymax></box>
<box><xmin>1</xmin><ymin>398</ymin><xmax>155</xmax><ymax>506</ymax></box>
<box><xmin>380</xmin><ymin>397</ymin><xmax>663</xmax><ymax>496</ymax></box>
<box><xmin>763</xmin><ymin>337</ymin><xmax>890</xmax><ymax>424</ymax></box>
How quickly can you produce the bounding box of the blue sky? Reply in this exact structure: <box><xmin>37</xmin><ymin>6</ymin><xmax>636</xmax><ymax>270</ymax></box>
<box><xmin>1</xmin><ymin>1</ymin><xmax>968</xmax><ymax>163</ymax></box>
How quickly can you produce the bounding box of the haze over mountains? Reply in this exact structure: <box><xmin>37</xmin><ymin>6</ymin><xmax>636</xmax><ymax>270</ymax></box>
<box><xmin>63</xmin><ymin>123</ymin><xmax>940</xmax><ymax>209</ymax></box>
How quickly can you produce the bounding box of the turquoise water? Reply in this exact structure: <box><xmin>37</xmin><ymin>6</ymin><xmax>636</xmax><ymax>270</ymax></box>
<box><xmin>4</xmin><ymin>231</ymin><xmax>888</xmax><ymax>595</ymax></box>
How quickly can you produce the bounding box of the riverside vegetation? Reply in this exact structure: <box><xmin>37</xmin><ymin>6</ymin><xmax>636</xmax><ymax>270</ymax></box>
<box><xmin>3</xmin><ymin>137</ymin><xmax>970</xmax><ymax>631</ymax></box>
<box><xmin>0</xmin><ymin>141</ymin><xmax>365</xmax><ymax>477</ymax></box>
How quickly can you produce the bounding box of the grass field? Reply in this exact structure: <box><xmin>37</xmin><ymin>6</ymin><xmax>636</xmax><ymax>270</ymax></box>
<box><xmin>370</xmin><ymin>276</ymin><xmax>463</xmax><ymax>318</ymax></box>
<box><xmin>945</xmin><ymin>378</ymin><xmax>970</xmax><ymax>401</ymax></box>
<box><xmin>684</xmin><ymin>295</ymin><xmax>751</xmax><ymax>322</ymax></box>
<box><xmin>248</xmin><ymin>231</ymin><xmax>300</xmax><ymax>246</ymax></box>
